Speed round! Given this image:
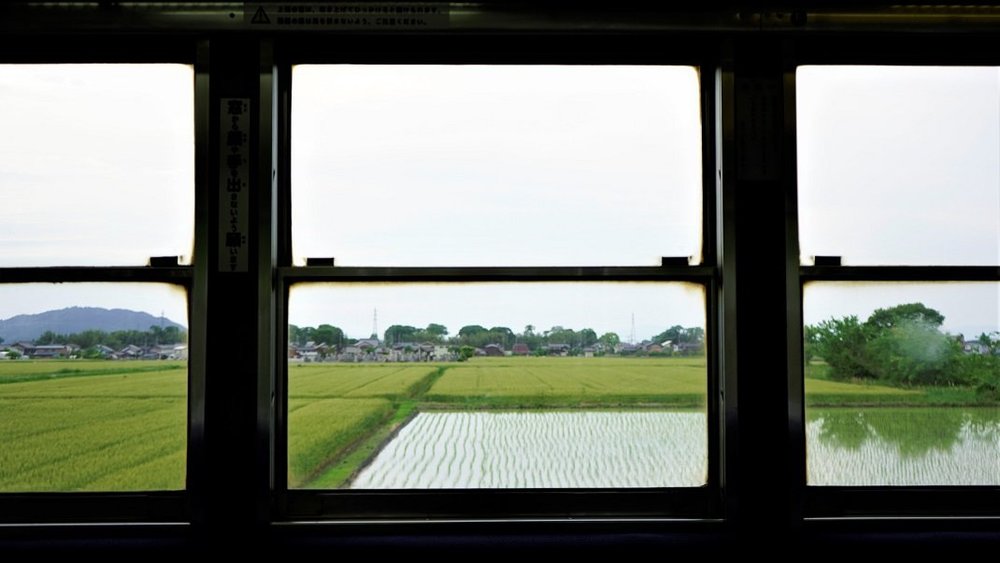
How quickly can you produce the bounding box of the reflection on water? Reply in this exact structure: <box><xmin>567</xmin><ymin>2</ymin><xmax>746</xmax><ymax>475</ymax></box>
<box><xmin>807</xmin><ymin>408</ymin><xmax>1000</xmax><ymax>485</ymax></box>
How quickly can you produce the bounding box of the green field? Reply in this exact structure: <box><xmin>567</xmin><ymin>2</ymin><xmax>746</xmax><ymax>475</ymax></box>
<box><xmin>2</xmin><ymin>356</ymin><xmax>994</xmax><ymax>491</ymax></box>
<box><xmin>425</xmin><ymin>357</ymin><xmax>705</xmax><ymax>407</ymax></box>
<box><xmin>288</xmin><ymin>397</ymin><xmax>394</xmax><ymax>486</ymax></box>
<box><xmin>0</xmin><ymin>361</ymin><xmax>186</xmax><ymax>492</ymax></box>
<box><xmin>289</xmin><ymin>363</ymin><xmax>444</xmax><ymax>399</ymax></box>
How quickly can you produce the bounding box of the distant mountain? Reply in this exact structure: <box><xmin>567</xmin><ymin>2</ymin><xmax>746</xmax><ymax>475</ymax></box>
<box><xmin>0</xmin><ymin>307</ymin><xmax>185</xmax><ymax>343</ymax></box>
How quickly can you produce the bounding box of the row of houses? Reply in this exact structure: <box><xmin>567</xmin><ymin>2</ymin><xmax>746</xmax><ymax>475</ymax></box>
<box><xmin>289</xmin><ymin>338</ymin><xmax>707</xmax><ymax>363</ymax></box>
<box><xmin>1</xmin><ymin>341</ymin><xmax>188</xmax><ymax>360</ymax></box>
<box><xmin>962</xmin><ymin>340</ymin><xmax>998</xmax><ymax>355</ymax></box>
<box><xmin>290</xmin><ymin>340</ymin><xmax>457</xmax><ymax>363</ymax></box>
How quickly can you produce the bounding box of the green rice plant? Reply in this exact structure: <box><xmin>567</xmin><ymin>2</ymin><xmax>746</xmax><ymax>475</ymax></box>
<box><xmin>287</xmin><ymin>398</ymin><xmax>394</xmax><ymax>487</ymax></box>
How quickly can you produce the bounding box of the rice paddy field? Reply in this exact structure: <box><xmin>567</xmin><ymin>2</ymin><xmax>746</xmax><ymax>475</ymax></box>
<box><xmin>807</xmin><ymin>407</ymin><xmax>1000</xmax><ymax>485</ymax></box>
<box><xmin>351</xmin><ymin>411</ymin><xmax>707</xmax><ymax>488</ymax></box>
<box><xmin>424</xmin><ymin>357</ymin><xmax>705</xmax><ymax>407</ymax></box>
<box><xmin>2</xmin><ymin>356</ymin><xmax>996</xmax><ymax>491</ymax></box>
<box><xmin>0</xmin><ymin>361</ymin><xmax>186</xmax><ymax>492</ymax></box>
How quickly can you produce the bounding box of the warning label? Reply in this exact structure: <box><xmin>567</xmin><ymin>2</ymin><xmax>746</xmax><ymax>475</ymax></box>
<box><xmin>245</xmin><ymin>3</ymin><xmax>449</xmax><ymax>29</ymax></box>
<box><xmin>251</xmin><ymin>6</ymin><xmax>271</xmax><ymax>24</ymax></box>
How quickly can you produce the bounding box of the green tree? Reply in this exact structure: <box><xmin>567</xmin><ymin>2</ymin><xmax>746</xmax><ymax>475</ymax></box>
<box><xmin>458</xmin><ymin>325</ymin><xmax>488</xmax><ymax>338</ymax></box>
<box><xmin>578</xmin><ymin>328</ymin><xmax>598</xmax><ymax>348</ymax></box>
<box><xmin>456</xmin><ymin>325</ymin><xmax>492</xmax><ymax>347</ymax></box>
<box><xmin>161</xmin><ymin>325</ymin><xmax>183</xmax><ymax>344</ymax></box>
<box><xmin>314</xmin><ymin>324</ymin><xmax>345</xmax><ymax>348</ymax></box>
<box><xmin>546</xmin><ymin>326</ymin><xmax>576</xmax><ymax>345</ymax></box>
<box><xmin>810</xmin><ymin>316</ymin><xmax>875</xmax><ymax>380</ymax></box>
<box><xmin>520</xmin><ymin>325</ymin><xmax>543</xmax><ymax>350</ymax></box>
<box><xmin>457</xmin><ymin>345</ymin><xmax>476</xmax><ymax>361</ymax></box>
<box><xmin>803</xmin><ymin>325</ymin><xmax>818</xmax><ymax>363</ymax></box>
<box><xmin>36</xmin><ymin>330</ymin><xmax>63</xmax><ymax>345</ymax></box>
<box><xmin>977</xmin><ymin>331</ymin><xmax>1000</xmax><ymax>355</ymax></box>
<box><xmin>425</xmin><ymin>323</ymin><xmax>448</xmax><ymax>337</ymax></box>
<box><xmin>489</xmin><ymin>326</ymin><xmax>515</xmax><ymax>349</ymax></box>
<box><xmin>598</xmin><ymin>332</ymin><xmax>620</xmax><ymax>349</ymax></box>
<box><xmin>384</xmin><ymin>324</ymin><xmax>418</xmax><ymax>344</ymax></box>
<box><xmin>5</xmin><ymin>350</ymin><xmax>20</xmax><ymax>360</ymax></box>
<box><xmin>866</xmin><ymin>319</ymin><xmax>962</xmax><ymax>385</ymax></box>
<box><xmin>952</xmin><ymin>353</ymin><xmax>1000</xmax><ymax>399</ymax></box>
<box><xmin>809</xmin><ymin>303</ymin><xmax>970</xmax><ymax>386</ymax></box>
<box><xmin>866</xmin><ymin>302</ymin><xmax>945</xmax><ymax>331</ymax></box>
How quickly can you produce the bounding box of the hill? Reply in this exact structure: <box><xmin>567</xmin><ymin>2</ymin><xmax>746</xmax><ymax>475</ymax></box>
<box><xmin>0</xmin><ymin>307</ymin><xmax>185</xmax><ymax>343</ymax></box>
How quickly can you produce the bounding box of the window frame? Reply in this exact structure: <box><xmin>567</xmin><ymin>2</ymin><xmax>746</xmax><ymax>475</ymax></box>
<box><xmin>784</xmin><ymin>41</ymin><xmax>1000</xmax><ymax>519</ymax></box>
<box><xmin>271</xmin><ymin>41</ymin><xmax>730</xmax><ymax>521</ymax></box>
<box><xmin>0</xmin><ymin>39</ymin><xmax>208</xmax><ymax>524</ymax></box>
<box><xmin>0</xmin><ymin>3</ymin><xmax>995</xmax><ymax>540</ymax></box>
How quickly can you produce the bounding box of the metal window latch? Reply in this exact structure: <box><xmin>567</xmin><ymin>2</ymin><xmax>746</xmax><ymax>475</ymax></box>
<box><xmin>661</xmin><ymin>257</ymin><xmax>692</xmax><ymax>267</ymax></box>
<box><xmin>306</xmin><ymin>257</ymin><xmax>335</xmax><ymax>266</ymax></box>
<box><xmin>812</xmin><ymin>256</ymin><xmax>842</xmax><ymax>266</ymax></box>
<box><xmin>148</xmin><ymin>256</ymin><xmax>180</xmax><ymax>267</ymax></box>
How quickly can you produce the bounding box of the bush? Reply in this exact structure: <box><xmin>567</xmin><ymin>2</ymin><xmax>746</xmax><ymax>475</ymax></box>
<box><xmin>808</xmin><ymin>303</ymin><xmax>977</xmax><ymax>388</ymax></box>
<box><xmin>865</xmin><ymin>321</ymin><xmax>964</xmax><ymax>386</ymax></box>
<box><xmin>951</xmin><ymin>354</ymin><xmax>1000</xmax><ymax>399</ymax></box>
<box><xmin>811</xmin><ymin>316</ymin><xmax>876</xmax><ymax>380</ymax></box>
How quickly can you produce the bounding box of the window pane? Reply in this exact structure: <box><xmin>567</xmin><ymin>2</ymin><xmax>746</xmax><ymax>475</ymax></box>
<box><xmin>0</xmin><ymin>283</ymin><xmax>188</xmax><ymax>491</ymax></box>
<box><xmin>803</xmin><ymin>282</ymin><xmax>1000</xmax><ymax>486</ymax></box>
<box><xmin>797</xmin><ymin>66</ymin><xmax>1000</xmax><ymax>266</ymax></box>
<box><xmin>0</xmin><ymin>64</ymin><xmax>194</xmax><ymax>266</ymax></box>
<box><xmin>287</xmin><ymin>282</ymin><xmax>707</xmax><ymax>489</ymax></box>
<box><xmin>292</xmin><ymin>65</ymin><xmax>703</xmax><ymax>267</ymax></box>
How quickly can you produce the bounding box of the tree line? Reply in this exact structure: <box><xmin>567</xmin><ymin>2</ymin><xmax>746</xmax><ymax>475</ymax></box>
<box><xmin>30</xmin><ymin>325</ymin><xmax>186</xmax><ymax>352</ymax></box>
<box><xmin>289</xmin><ymin>322</ymin><xmax>706</xmax><ymax>356</ymax></box>
<box><xmin>806</xmin><ymin>302</ymin><xmax>999</xmax><ymax>399</ymax></box>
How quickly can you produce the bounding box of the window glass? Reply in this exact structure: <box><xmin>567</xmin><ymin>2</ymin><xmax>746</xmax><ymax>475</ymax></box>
<box><xmin>0</xmin><ymin>64</ymin><xmax>194</xmax><ymax>266</ymax></box>
<box><xmin>0</xmin><ymin>283</ymin><xmax>188</xmax><ymax>491</ymax></box>
<box><xmin>287</xmin><ymin>282</ymin><xmax>707</xmax><ymax>489</ymax></box>
<box><xmin>803</xmin><ymin>281</ymin><xmax>999</xmax><ymax>486</ymax></box>
<box><xmin>797</xmin><ymin>66</ymin><xmax>1000</xmax><ymax>266</ymax></box>
<box><xmin>292</xmin><ymin>65</ymin><xmax>703</xmax><ymax>267</ymax></box>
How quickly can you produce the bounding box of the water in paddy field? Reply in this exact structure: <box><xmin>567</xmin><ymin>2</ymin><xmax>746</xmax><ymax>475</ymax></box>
<box><xmin>350</xmin><ymin>411</ymin><xmax>707</xmax><ymax>488</ymax></box>
<box><xmin>807</xmin><ymin>407</ymin><xmax>1000</xmax><ymax>486</ymax></box>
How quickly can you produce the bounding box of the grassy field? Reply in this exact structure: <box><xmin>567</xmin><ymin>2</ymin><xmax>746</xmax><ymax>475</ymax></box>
<box><xmin>0</xmin><ymin>361</ymin><xmax>186</xmax><ymax>492</ymax></box>
<box><xmin>3</xmin><ymin>356</ymin><xmax>994</xmax><ymax>491</ymax></box>
<box><xmin>425</xmin><ymin>357</ymin><xmax>705</xmax><ymax>407</ymax></box>
<box><xmin>287</xmin><ymin>397</ymin><xmax>395</xmax><ymax>487</ymax></box>
<box><xmin>289</xmin><ymin>363</ymin><xmax>445</xmax><ymax>399</ymax></box>
<box><xmin>0</xmin><ymin>359</ymin><xmax>184</xmax><ymax>384</ymax></box>
<box><xmin>804</xmin><ymin>361</ymin><xmax>994</xmax><ymax>406</ymax></box>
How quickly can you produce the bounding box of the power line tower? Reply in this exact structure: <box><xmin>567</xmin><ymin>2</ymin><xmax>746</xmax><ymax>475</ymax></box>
<box><xmin>629</xmin><ymin>312</ymin><xmax>636</xmax><ymax>345</ymax></box>
<box><xmin>372</xmin><ymin>308</ymin><xmax>379</xmax><ymax>341</ymax></box>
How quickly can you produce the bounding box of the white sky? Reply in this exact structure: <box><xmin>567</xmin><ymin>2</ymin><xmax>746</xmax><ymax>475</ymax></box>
<box><xmin>797</xmin><ymin>65</ymin><xmax>1000</xmax><ymax>266</ymax></box>
<box><xmin>0</xmin><ymin>65</ymin><xmax>996</xmax><ymax>340</ymax></box>
<box><xmin>0</xmin><ymin>64</ymin><xmax>194</xmax><ymax>267</ymax></box>
<box><xmin>291</xmin><ymin>65</ymin><xmax>704</xmax><ymax>267</ymax></box>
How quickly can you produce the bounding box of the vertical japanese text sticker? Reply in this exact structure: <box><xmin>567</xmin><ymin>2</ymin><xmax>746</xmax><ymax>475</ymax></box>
<box><xmin>219</xmin><ymin>99</ymin><xmax>250</xmax><ymax>272</ymax></box>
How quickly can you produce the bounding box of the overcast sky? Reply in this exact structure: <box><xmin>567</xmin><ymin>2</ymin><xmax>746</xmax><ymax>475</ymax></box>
<box><xmin>291</xmin><ymin>65</ymin><xmax>704</xmax><ymax>267</ymax></box>
<box><xmin>797</xmin><ymin>65</ymin><xmax>999</xmax><ymax>266</ymax></box>
<box><xmin>0</xmin><ymin>64</ymin><xmax>996</xmax><ymax>341</ymax></box>
<box><xmin>0</xmin><ymin>64</ymin><xmax>194</xmax><ymax>267</ymax></box>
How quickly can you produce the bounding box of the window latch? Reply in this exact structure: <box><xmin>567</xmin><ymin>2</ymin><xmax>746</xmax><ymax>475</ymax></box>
<box><xmin>148</xmin><ymin>256</ymin><xmax>180</xmax><ymax>267</ymax></box>
<box><xmin>812</xmin><ymin>256</ymin><xmax>842</xmax><ymax>266</ymax></box>
<box><xmin>661</xmin><ymin>257</ymin><xmax>693</xmax><ymax>267</ymax></box>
